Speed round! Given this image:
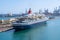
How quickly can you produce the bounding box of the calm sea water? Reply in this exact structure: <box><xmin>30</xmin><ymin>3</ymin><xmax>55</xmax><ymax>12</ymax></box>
<box><xmin>0</xmin><ymin>17</ymin><xmax>60</xmax><ymax>40</ymax></box>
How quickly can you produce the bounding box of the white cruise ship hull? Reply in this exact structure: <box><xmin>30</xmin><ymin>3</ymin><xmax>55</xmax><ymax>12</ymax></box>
<box><xmin>12</xmin><ymin>18</ymin><xmax>48</xmax><ymax>29</ymax></box>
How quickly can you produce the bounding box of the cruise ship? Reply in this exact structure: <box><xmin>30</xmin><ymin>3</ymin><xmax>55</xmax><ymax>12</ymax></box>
<box><xmin>12</xmin><ymin>8</ymin><xmax>49</xmax><ymax>29</ymax></box>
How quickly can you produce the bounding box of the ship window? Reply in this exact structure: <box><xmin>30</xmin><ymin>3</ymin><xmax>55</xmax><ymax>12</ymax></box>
<box><xmin>16</xmin><ymin>21</ymin><xmax>19</xmax><ymax>23</ymax></box>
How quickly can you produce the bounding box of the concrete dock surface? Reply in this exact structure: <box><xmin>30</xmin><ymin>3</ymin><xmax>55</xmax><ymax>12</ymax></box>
<box><xmin>0</xmin><ymin>24</ymin><xmax>13</xmax><ymax>32</ymax></box>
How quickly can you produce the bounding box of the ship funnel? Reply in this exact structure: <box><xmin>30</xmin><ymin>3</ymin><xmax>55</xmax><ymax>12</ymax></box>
<box><xmin>28</xmin><ymin>8</ymin><xmax>32</xmax><ymax>14</ymax></box>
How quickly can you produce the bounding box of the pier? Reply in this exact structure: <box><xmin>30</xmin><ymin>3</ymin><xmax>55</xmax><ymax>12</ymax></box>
<box><xmin>0</xmin><ymin>24</ymin><xmax>13</xmax><ymax>32</ymax></box>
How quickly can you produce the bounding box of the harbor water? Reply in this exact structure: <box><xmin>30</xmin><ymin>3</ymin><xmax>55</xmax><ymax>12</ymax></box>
<box><xmin>0</xmin><ymin>17</ymin><xmax>60</xmax><ymax>40</ymax></box>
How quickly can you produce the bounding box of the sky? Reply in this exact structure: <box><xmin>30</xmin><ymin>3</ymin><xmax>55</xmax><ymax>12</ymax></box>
<box><xmin>0</xmin><ymin>0</ymin><xmax>60</xmax><ymax>14</ymax></box>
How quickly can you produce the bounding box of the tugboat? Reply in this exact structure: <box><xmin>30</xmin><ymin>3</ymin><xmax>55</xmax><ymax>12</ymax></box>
<box><xmin>12</xmin><ymin>8</ymin><xmax>49</xmax><ymax>29</ymax></box>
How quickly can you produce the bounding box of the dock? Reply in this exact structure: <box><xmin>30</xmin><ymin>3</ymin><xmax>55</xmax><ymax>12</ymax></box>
<box><xmin>0</xmin><ymin>24</ymin><xmax>13</xmax><ymax>32</ymax></box>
